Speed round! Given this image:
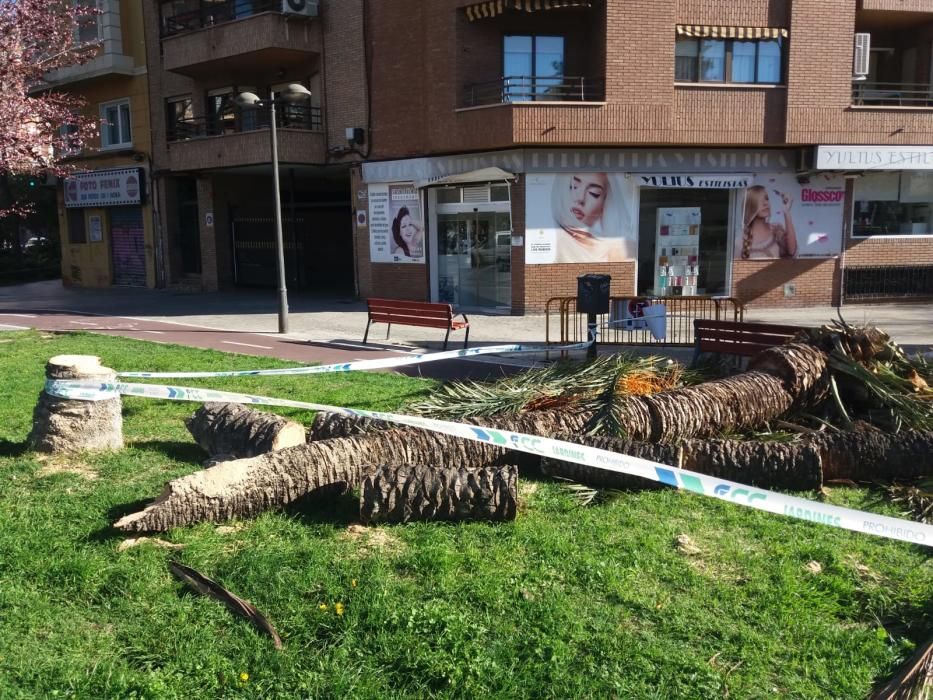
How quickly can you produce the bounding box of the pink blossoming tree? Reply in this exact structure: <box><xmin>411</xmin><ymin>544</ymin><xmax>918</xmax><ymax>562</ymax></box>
<box><xmin>0</xmin><ymin>0</ymin><xmax>100</xmax><ymax>218</ymax></box>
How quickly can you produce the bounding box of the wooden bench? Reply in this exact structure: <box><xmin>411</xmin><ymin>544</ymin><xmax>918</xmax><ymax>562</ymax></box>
<box><xmin>692</xmin><ymin>319</ymin><xmax>803</xmax><ymax>365</ymax></box>
<box><xmin>364</xmin><ymin>298</ymin><xmax>470</xmax><ymax>350</ymax></box>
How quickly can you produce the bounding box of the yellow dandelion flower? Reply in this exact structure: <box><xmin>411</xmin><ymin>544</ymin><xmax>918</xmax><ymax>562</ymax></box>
<box><xmin>335</xmin><ymin>602</ymin><xmax>345</xmax><ymax>616</ymax></box>
<box><xmin>351</xmin><ymin>579</ymin><xmax>358</xmax><ymax>588</ymax></box>
<box><xmin>319</xmin><ymin>603</ymin><xmax>328</xmax><ymax>611</ymax></box>
<box><xmin>239</xmin><ymin>672</ymin><xmax>249</xmax><ymax>683</ymax></box>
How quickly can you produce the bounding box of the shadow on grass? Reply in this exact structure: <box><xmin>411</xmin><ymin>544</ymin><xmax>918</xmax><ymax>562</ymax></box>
<box><xmin>130</xmin><ymin>439</ymin><xmax>205</xmax><ymax>465</ymax></box>
<box><xmin>284</xmin><ymin>484</ymin><xmax>360</xmax><ymax>526</ymax></box>
<box><xmin>0</xmin><ymin>439</ymin><xmax>29</xmax><ymax>458</ymax></box>
<box><xmin>85</xmin><ymin>497</ymin><xmax>159</xmax><ymax>544</ymax></box>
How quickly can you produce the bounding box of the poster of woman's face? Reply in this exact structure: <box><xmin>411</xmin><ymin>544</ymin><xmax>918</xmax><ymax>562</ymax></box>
<box><xmin>735</xmin><ymin>173</ymin><xmax>845</xmax><ymax>260</ymax></box>
<box><xmin>367</xmin><ymin>183</ymin><xmax>425</xmax><ymax>264</ymax></box>
<box><xmin>526</xmin><ymin>173</ymin><xmax>638</xmax><ymax>264</ymax></box>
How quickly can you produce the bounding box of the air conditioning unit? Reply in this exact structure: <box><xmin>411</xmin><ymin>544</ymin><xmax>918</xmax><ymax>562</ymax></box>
<box><xmin>282</xmin><ymin>0</ymin><xmax>319</xmax><ymax>17</ymax></box>
<box><xmin>853</xmin><ymin>33</ymin><xmax>871</xmax><ymax>80</ymax></box>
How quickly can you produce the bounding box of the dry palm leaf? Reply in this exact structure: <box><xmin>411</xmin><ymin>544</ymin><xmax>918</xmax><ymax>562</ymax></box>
<box><xmin>869</xmin><ymin>634</ymin><xmax>933</xmax><ymax>700</ymax></box>
<box><xmin>168</xmin><ymin>561</ymin><xmax>283</xmax><ymax>649</ymax></box>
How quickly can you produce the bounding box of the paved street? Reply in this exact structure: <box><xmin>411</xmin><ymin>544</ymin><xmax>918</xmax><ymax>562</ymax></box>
<box><xmin>1</xmin><ymin>282</ymin><xmax>930</xmax><ymax>376</ymax></box>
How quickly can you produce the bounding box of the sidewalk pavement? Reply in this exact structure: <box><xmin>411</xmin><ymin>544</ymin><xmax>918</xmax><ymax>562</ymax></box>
<box><xmin>1</xmin><ymin>280</ymin><xmax>930</xmax><ymax>360</ymax></box>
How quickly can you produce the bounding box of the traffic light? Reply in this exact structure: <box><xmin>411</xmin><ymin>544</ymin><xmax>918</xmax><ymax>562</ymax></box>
<box><xmin>27</xmin><ymin>176</ymin><xmax>39</xmax><ymax>188</ymax></box>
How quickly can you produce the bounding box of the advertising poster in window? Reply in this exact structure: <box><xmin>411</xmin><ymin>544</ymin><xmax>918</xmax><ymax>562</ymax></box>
<box><xmin>734</xmin><ymin>172</ymin><xmax>845</xmax><ymax>260</ymax></box>
<box><xmin>525</xmin><ymin>173</ymin><xmax>638</xmax><ymax>264</ymax></box>
<box><xmin>367</xmin><ymin>183</ymin><xmax>425</xmax><ymax>264</ymax></box>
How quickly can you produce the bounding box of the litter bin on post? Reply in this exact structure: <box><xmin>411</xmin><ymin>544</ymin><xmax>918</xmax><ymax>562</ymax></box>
<box><xmin>577</xmin><ymin>274</ymin><xmax>611</xmax><ymax>360</ymax></box>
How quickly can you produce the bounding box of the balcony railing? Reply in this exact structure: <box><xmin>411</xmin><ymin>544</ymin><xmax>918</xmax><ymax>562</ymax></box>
<box><xmin>160</xmin><ymin>0</ymin><xmax>282</xmax><ymax>37</ymax></box>
<box><xmin>167</xmin><ymin>105</ymin><xmax>323</xmax><ymax>142</ymax></box>
<box><xmin>852</xmin><ymin>81</ymin><xmax>933</xmax><ymax>107</ymax></box>
<box><xmin>462</xmin><ymin>76</ymin><xmax>605</xmax><ymax>108</ymax></box>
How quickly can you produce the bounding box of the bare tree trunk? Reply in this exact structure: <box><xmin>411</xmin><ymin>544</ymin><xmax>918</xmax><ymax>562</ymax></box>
<box><xmin>30</xmin><ymin>355</ymin><xmax>123</xmax><ymax>453</ymax></box>
<box><xmin>186</xmin><ymin>403</ymin><xmax>305</xmax><ymax>458</ymax></box>
<box><xmin>541</xmin><ymin>435</ymin><xmax>823</xmax><ymax>491</ymax></box>
<box><xmin>114</xmin><ymin>428</ymin><xmax>511</xmax><ymax>532</ymax></box>
<box><xmin>360</xmin><ymin>465</ymin><xmax>517</xmax><ymax>523</ymax></box>
<box><xmin>307</xmin><ymin>411</ymin><xmax>386</xmax><ymax>441</ymax></box>
<box><xmin>814</xmin><ymin>430</ymin><xmax>933</xmax><ymax>482</ymax></box>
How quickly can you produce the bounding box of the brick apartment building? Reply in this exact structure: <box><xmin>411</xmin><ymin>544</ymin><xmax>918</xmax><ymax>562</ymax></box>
<box><xmin>354</xmin><ymin>0</ymin><xmax>933</xmax><ymax>312</ymax></box>
<box><xmin>58</xmin><ymin>0</ymin><xmax>933</xmax><ymax>313</ymax></box>
<box><xmin>50</xmin><ymin>1</ymin><xmax>157</xmax><ymax>288</ymax></box>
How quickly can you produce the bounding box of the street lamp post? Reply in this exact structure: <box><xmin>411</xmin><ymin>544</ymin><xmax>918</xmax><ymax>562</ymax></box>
<box><xmin>235</xmin><ymin>83</ymin><xmax>312</xmax><ymax>334</ymax></box>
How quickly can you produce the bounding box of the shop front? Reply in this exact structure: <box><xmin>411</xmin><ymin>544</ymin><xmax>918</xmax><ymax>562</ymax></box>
<box><xmin>61</xmin><ymin>167</ymin><xmax>155</xmax><ymax>288</ymax></box>
<box><xmin>358</xmin><ymin>148</ymin><xmax>849</xmax><ymax>313</ymax></box>
<box><xmin>816</xmin><ymin>145</ymin><xmax>933</xmax><ymax>302</ymax></box>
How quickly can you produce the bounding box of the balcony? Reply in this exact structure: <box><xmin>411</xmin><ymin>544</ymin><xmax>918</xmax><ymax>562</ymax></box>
<box><xmin>461</xmin><ymin>76</ymin><xmax>605</xmax><ymax>108</ymax></box>
<box><xmin>160</xmin><ymin>1</ymin><xmax>320</xmax><ymax>79</ymax></box>
<box><xmin>852</xmin><ymin>82</ymin><xmax>933</xmax><ymax>108</ymax></box>
<box><xmin>166</xmin><ymin>105</ymin><xmax>324</xmax><ymax>171</ymax></box>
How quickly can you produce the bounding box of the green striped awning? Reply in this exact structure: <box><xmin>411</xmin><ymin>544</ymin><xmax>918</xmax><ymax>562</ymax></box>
<box><xmin>676</xmin><ymin>25</ymin><xmax>789</xmax><ymax>39</ymax></box>
<box><xmin>465</xmin><ymin>0</ymin><xmax>592</xmax><ymax>22</ymax></box>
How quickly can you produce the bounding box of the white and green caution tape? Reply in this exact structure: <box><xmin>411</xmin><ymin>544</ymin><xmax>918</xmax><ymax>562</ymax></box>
<box><xmin>117</xmin><ymin>340</ymin><xmax>593</xmax><ymax>379</ymax></box>
<box><xmin>46</xmin><ymin>378</ymin><xmax>933</xmax><ymax>548</ymax></box>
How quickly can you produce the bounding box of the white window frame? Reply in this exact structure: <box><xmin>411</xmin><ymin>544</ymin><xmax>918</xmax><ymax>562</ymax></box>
<box><xmin>99</xmin><ymin>98</ymin><xmax>132</xmax><ymax>150</ymax></box>
<box><xmin>73</xmin><ymin>0</ymin><xmax>102</xmax><ymax>46</ymax></box>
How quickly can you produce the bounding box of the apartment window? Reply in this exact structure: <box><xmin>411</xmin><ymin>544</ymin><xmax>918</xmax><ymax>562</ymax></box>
<box><xmin>166</xmin><ymin>96</ymin><xmax>194</xmax><ymax>140</ymax></box>
<box><xmin>207</xmin><ymin>87</ymin><xmax>237</xmax><ymax>135</ymax></box>
<box><xmin>57</xmin><ymin>114</ymin><xmax>82</xmax><ymax>158</ymax></box>
<box><xmin>676</xmin><ymin>37</ymin><xmax>784</xmax><ymax>84</ymax></box>
<box><xmin>100</xmin><ymin>99</ymin><xmax>132</xmax><ymax>148</ymax></box>
<box><xmin>503</xmin><ymin>35</ymin><xmax>565</xmax><ymax>100</ymax></box>
<box><xmin>74</xmin><ymin>0</ymin><xmax>100</xmax><ymax>45</ymax></box>
<box><xmin>67</xmin><ymin>209</ymin><xmax>87</xmax><ymax>244</ymax></box>
<box><xmin>854</xmin><ymin>172</ymin><xmax>933</xmax><ymax>237</ymax></box>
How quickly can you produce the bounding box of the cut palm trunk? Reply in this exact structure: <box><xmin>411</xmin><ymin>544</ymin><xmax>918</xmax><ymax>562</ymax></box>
<box><xmin>114</xmin><ymin>428</ymin><xmax>512</xmax><ymax>532</ymax></box>
<box><xmin>30</xmin><ymin>355</ymin><xmax>123</xmax><ymax>453</ymax></box>
<box><xmin>814</xmin><ymin>430</ymin><xmax>933</xmax><ymax>482</ymax></box>
<box><xmin>307</xmin><ymin>411</ymin><xmax>387</xmax><ymax>441</ymax></box>
<box><xmin>186</xmin><ymin>403</ymin><xmax>305</xmax><ymax>458</ymax></box>
<box><xmin>542</xmin><ymin>435</ymin><xmax>823</xmax><ymax>491</ymax></box>
<box><xmin>360</xmin><ymin>464</ymin><xmax>518</xmax><ymax>523</ymax></box>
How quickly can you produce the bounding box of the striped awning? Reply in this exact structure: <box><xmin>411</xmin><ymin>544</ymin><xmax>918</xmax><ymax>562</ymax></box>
<box><xmin>465</xmin><ymin>0</ymin><xmax>592</xmax><ymax>22</ymax></box>
<box><xmin>676</xmin><ymin>25</ymin><xmax>789</xmax><ymax>39</ymax></box>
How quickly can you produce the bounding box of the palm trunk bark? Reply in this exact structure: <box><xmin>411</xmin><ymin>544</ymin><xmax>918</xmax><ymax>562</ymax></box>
<box><xmin>360</xmin><ymin>465</ymin><xmax>517</xmax><ymax>523</ymax></box>
<box><xmin>814</xmin><ymin>430</ymin><xmax>933</xmax><ymax>482</ymax></box>
<box><xmin>114</xmin><ymin>428</ymin><xmax>512</xmax><ymax>532</ymax></box>
<box><xmin>186</xmin><ymin>403</ymin><xmax>305</xmax><ymax>458</ymax></box>
<box><xmin>542</xmin><ymin>435</ymin><xmax>823</xmax><ymax>491</ymax></box>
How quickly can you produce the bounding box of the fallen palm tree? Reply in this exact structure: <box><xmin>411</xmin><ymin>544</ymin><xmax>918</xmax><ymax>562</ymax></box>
<box><xmin>114</xmin><ymin>344</ymin><xmax>832</xmax><ymax>532</ymax></box>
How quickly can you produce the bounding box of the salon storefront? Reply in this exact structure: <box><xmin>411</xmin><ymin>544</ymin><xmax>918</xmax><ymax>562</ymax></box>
<box><xmin>355</xmin><ymin>147</ymin><xmax>850</xmax><ymax>313</ymax></box>
<box><xmin>816</xmin><ymin>145</ymin><xmax>933</xmax><ymax>302</ymax></box>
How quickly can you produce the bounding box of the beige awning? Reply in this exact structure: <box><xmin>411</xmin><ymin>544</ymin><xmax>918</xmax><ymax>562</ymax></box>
<box><xmin>417</xmin><ymin>167</ymin><xmax>516</xmax><ymax>189</ymax></box>
<box><xmin>676</xmin><ymin>25</ymin><xmax>788</xmax><ymax>39</ymax></box>
<box><xmin>465</xmin><ymin>0</ymin><xmax>592</xmax><ymax>22</ymax></box>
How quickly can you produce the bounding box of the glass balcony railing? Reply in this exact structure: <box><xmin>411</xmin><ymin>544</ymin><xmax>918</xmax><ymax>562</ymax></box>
<box><xmin>160</xmin><ymin>0</ymin><xmax>283</xmax><ymax>37</ymax></box>
<box><xmin>852</xmin><ymin>81</ymin><xmax>933</xmax><ymax>107</ymax></box>
<box><xmin>167</xmin><ymin>105</ymin><xmax>323</xmax><ymax>142</ymax></box>
<box><xmin>462</xmin><ymin>75</ymin><xmax>605</xmax><ymax>108</ymax></box>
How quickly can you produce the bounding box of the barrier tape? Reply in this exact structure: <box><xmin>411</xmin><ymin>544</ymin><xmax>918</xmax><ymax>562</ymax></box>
<box><xmin>46</xmin><ymin>378</ymin><xmax>932</xmax><ymax>548</ymax></box>
<box><xmin>117</xmin><ymin>340</ymin><xmax>594</xmax><ymax>379</ymax></box>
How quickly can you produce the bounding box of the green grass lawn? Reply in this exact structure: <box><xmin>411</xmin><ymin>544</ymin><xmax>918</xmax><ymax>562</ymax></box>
<box><xmin>0</xmin><ymin>330</ymin><xmax>930</xmax><ymax>699</ymax></box>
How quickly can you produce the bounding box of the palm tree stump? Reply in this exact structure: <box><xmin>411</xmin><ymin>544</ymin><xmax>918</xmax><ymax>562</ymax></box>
<box><xmin>30</xmin><ymin>355</ymin><xmax>123</xmax><ymax>454</ymax></box>
<box><xmin>360</xmin><ymin>464</ymin><xmax>518</xmax><ymax>523</ymax></box>
<box><xmin>186</xmin><ymin>403</ymin><xmax>305</xmax><ymax>459</ymax></box>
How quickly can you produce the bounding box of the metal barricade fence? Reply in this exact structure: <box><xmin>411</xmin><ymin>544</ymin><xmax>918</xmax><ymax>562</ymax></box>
<box><xmin>545</xmin><ymin>296</ymin><xmax>745</xmax><ymax>347</ymax></box>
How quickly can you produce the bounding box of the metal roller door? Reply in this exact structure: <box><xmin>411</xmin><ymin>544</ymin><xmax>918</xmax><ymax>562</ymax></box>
<box><xmin>110</xmin><ymin>207</ymin><xmax>146</xmax><ymax>287</ymax></box>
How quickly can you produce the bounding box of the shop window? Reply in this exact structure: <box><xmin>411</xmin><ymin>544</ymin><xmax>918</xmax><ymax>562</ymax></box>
<box><xmin>503</xmin><ymin>35</ymin><xmax>565</xmax><ymax>100</ymax></box>
<box><xmin>100</xmin><ymin>99</ymin><xmax>132</xmax><ymax>148</ymax></box>
<box><xmin>676</xmin><ymin>37</ymin><xmax>785</xmax><ymax>84</ymax></box>
<box><xmin>67</xmin><ymin>209</ymin><xmax>87</xmax><ymax>244</ymax></box>
<box><xmin>854</xmin><ymin>172</ymin><xmax>933</xmax><ymax>237</ymax></box>
<box><xmin>436</xmin><ymin>188</ymin><xmax>461</xmax><ymax>204</ymax></box>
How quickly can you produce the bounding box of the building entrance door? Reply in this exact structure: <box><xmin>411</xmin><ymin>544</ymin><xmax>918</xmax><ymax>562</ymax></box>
<box><xmin>436</xmin><ymin>210</ymin><xmax>511</xmax><ymax>309</ymax></box>
<box><xmin>110</xmin><ymin>206</ymin><xmax>147</xmax><ymax>287</ymax></box>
